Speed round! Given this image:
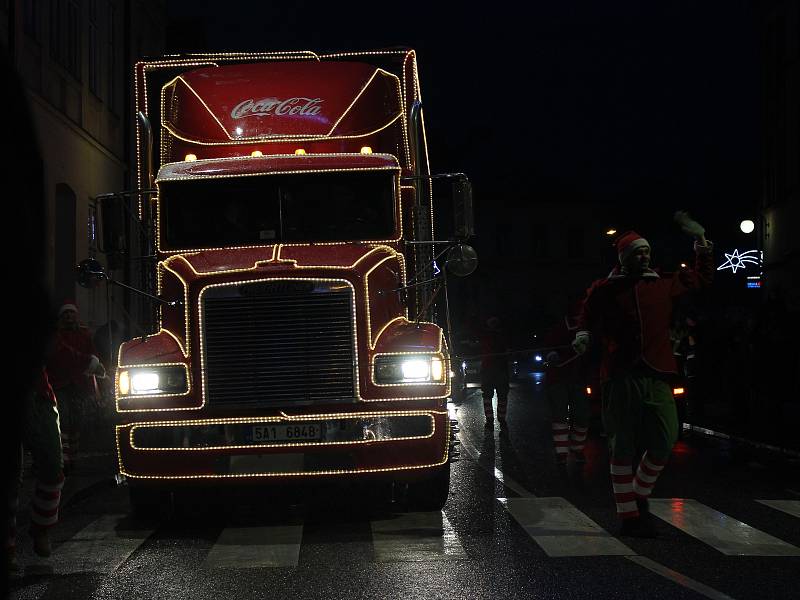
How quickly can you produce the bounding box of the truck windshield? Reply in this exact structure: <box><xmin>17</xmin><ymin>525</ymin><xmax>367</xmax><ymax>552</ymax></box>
<box><xmin>159</xmin><ymin>171</ymin><xmax>396</xmax><ymax>250</ymax></box>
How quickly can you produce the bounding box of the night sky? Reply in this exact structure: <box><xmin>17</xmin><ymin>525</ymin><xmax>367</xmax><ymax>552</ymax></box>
<box><xmin>165</xmin><ymin>0</ymin><xmax>763</xmax><ymax>295</ymax></box>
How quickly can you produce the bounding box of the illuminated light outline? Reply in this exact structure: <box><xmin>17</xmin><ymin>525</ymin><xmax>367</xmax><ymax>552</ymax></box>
<box><xmin>127</xmin><ymin>50</ymin><xmax>447</xmax><ymax>413</ymax></box>
<box><xmin>135</xmin><ymin>49</ymin><xmax>422</xmax><ymax>214</ymax></box>
<box><xmin>157</xmin><ymin>153</ymin><xmax>399</xmax><ymax>177</ymax></box>
<box><xmin>115</xmin><ymin>362</ymin><xmax>191</xmax><ymax>403</ymax></box>
<box><xmin>158</xmin><ymin>260</ymin><xmax>193</xmax><ymax>354</ymax></box>
<box><xmin>717</xmin><ymin>249</ymin><xmax>760</xmax><ymax>274</ymax></box>
<box><xmin>137</xmin><ymin>60</ymin><xmax>220</xmax><ymax>217</ymax></box>
<box><xmin>364</xmin><ymin>255</ymin><xmax>405</xmax><ymax>347</ymax></box>
<box><xmin>152</xmin><ymin>246</ymin><xmax>417</xmax><ymax>404</ymax></box>
<box><xmin>154</xmin><ymin>163</ymin><xmax>404</xmax><ymax>254</ymax></box>
<box><xmin>370</xmin><ymin>351</ymin><xmax>449</xmax><ymax>388</ymax></box>
<box><xmin>115</xmin><ymin>419</ymin><xmax>450</xmax><ymax>480</ymax></box>
<box><xmin>197</xmin><ymin>277</ymin><xmax>361</xmax><ymax>406</ymax></box>
<box><xmin>163</xmin><ymin>244</ymin><xmax>394</xmax><ymax>278</ymax></box>
<box><xmin>128</xmin><ymin>411</ymin><xmax>437</xmax><ymax>451</ymax></box>
<box><xmin>322</xmin><ymin>49</ymin><xmax>416</xmax><ymax>170</ymax></box>
<box><xmin>163</xmin><ymin>113</ymin><xmax>404</xmax><ymax>147</ymax></box>
<box><xmin>137</xmin><ymin>52</ymin><xmax>324</xmax><ymax>216</ymax></box>
<box><xmin>160</xmin><ymin>68</ymin><xmax>403</xmax><ymax>145</ymax></box>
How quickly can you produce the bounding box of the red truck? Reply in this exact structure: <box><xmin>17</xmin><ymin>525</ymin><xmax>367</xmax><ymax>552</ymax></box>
<box><xmin>80</xmin><ymin>49</ymin><xmax>475</xmax><ymax>514</ymax></box>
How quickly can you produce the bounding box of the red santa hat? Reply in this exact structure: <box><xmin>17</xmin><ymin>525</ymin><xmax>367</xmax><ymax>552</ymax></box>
<box><xmin>58</xmin><ymin>300</ymin><xmax>79</xmax><ymax>317</ymax></box>
<box><xmin>615</xmin><ymin>231</ymin><xmax>650</xmax><ymax>264</ymax></box>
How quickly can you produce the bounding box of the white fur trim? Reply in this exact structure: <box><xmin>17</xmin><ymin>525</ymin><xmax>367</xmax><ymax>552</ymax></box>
<box><xmin>58</xmin><ymin>304</ymin><xmax>78</xmax><ymax>316</ymax></box>
<box><xmin>619</xmin><ymin>237</ymin><xmax>650</xmax><ymax>264</ymax></box>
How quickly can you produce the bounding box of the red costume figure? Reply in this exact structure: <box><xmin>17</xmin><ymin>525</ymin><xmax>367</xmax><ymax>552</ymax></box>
<box><xmin>542</xmin><ymin>304</ymin><xmax>590</xmax><ymax>465</ymax></box>
<box><xmin>45</xmin><ymin>301</ymin><xmax>104</xmax><ymax>471</ymax></box>
<box><xmin>574</xmin><ymin>217</ymin><xmax>713</xmax><ymax>537</ymax></box>
<box><xmin>8</xmin><ymin>369</ymin><xmax>65</xmax><ymax>566</ymax></box>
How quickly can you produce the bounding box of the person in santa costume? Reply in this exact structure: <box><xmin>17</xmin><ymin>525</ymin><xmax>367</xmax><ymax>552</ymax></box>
<box><xmin>542</xmin><ymin>300</ymin><xmax>591</xmax><ymax>466</ymax></box>
<box><xmin>572</xmin><ymin>212</ymin><xmax>713</xmax><ymax>537</ymax></box>
<box><xmin>45</xmin><ymin>301</ymin><xmax>105</xmax><ymax>472</ymax></box>
<box><xmin>7</xmin><ymin>369</ymin><xmax>65</xmax><ymax>569</ymax></box>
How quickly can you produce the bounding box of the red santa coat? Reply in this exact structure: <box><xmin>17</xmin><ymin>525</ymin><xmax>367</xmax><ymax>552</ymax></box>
<box><xmin>577</xmin><ymin>244</ymin><xmax>713</xmax><ymax>382</ymax></box>
<box><xmin>46</xmin><ymin>327</ymin><xmax>97</xmax><ymax>392</ymax></box>
<box><xmin>542</xmin><ymin>316</ymin><xmax>588</xmax><ymax>387</ymax></box>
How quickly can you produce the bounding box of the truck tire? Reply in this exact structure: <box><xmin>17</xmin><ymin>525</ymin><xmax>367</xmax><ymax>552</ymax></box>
<box><xmin>128</xmin><ymin>486</ymin><xmax>171</xmax><ymax>519</ymax></box>
<box><xmin>405</xmin><ymin>462</ymin><xmax>451</xmax><ymax>511</ymax></box>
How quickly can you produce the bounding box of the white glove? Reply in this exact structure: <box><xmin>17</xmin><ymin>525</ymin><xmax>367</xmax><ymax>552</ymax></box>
<box><xmin>85</xmin><ymin>355</ymin><xmax>106</xmax><ymax>378</ymax></box>
<box><xmin>674</xmin><ymin>210</ymin><xmax>707</xmax><ymax>245</ymax></box>
<box><xmin>572</xmin><ymin>331</ymin><xmax>590</xmax><ymax>355</ymax></box>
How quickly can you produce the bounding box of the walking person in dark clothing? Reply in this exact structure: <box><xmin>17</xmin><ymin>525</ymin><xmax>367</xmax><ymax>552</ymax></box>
<box><xmin>480</xmin><ymin>317</ymin><xmax>511</xmax><ymax>430</ymax></box>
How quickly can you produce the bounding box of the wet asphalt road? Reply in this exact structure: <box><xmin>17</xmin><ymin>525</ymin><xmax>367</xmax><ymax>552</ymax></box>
<box><xmin>8</xmin><ymin>380</ymin><xmax>800</xmax><ymax>600</ymax></box>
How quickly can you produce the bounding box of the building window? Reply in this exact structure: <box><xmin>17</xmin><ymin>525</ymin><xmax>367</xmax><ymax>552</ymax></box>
<box><xmin>50</xmin><ymin>0</ymin><xmax>82</xmax><ymax>80</ymax></box>
<box><xmin>24</xmin><ymin>0</ymin><xmax>42</xmax><ymax>42</ymax></box>
<box><xmin>531</xmin><ymin>224</ymin><xmax>549</xmax><ymax>259</ymax></box>
<box><xmin>66</xmin><ymin>0</ymin><xmax>81</xmax><ymax>80</ymax></box>
<box><xmin>49</xmin><ymin>0</ymin><xmax>63</xmax><ymax>64</ymax></box>
<box><xmin>107</xmin><ymin>3</ymin><xmax>117</xmax><ymax>112</ymax></box>
<box><xmin>88</xmin><ymin>0</ymin><xmax>100</xmax><ymax>96</ymax></box>
<box><xmin>567</xmin><ymin>226</ymin><xmax>585</xmax><ymax>259</ymax></box>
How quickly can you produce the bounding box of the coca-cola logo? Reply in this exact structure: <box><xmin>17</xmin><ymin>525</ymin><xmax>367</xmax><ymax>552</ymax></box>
<box><xmin>231</xmin><ymin>97</ymin><xmax>323</xmax><ymax>119</ymax></box>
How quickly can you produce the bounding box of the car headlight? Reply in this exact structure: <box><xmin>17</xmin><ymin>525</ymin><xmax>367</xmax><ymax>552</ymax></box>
<box><xmin>374</xmin><ymin>355</ymin><xmax>445</xmax><ymax>384</ymax></box>
<box><xmin>118</xmin><ymin>366</ymin><xmax>188</xmax><ymax>396</ymax></box>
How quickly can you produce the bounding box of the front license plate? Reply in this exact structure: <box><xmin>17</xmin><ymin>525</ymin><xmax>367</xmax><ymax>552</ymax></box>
<box><xmin>251</xmin><ymin>423</ymin><xmax>323</xmax><ymax>443</ymax></box>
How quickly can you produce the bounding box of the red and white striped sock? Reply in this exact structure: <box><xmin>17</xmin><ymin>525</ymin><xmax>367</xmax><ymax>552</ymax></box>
<box><xmin>552</xmin><ymin>422</ymin><xmax>569</xmax><ymax>458</ymax></box>
<box><xmin>30</xmin><ymin>473</ymin><xmax>65</xmax><ymax>529</ymax></box>
<box><xmin>569</xmin><ymin>425</ymin><xmax>588</xmax><ymax>452</ymax></box>
<box><xmin>610</xmin><ymin>459</ymin><xmax>638</xmax><ymax>519</ymax></box>
<box><xmin>633</xmin><ymin>452</ymin><xmax>666</xmax><ymax>499</ymax></box>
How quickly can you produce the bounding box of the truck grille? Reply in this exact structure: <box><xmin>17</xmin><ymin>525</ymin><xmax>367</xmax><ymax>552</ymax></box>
<box><xmin>201</xmin><ymin>280</ymin><xmax>356</xmax><ymax>406</ymax></box>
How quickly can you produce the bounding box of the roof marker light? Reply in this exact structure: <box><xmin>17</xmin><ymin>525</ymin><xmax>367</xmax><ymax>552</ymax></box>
<box><xmin>251</xmin><ymin>150</ymin><xmax>263</xmax><ymax>157</ymax></box>
<box><xmin>360</xmin><ymin>146</ymin><xmax>373</xmax><ymax>154</ymax></box>
<box><xmin>184</xmin><ymin>154</ymin><xmax>197</xmax><ymax>162</ymax></box>
<box><xmin>295</xmin><ymin>149</ymin><xmax>307</xmax><ymax>155</ymax></box>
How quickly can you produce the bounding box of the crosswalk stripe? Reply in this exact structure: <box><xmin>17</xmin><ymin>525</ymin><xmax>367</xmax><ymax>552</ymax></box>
<box><xmin>649</xmin><ymin>498</ymin><xmax>800</xmax><ymax>556</ymax></box>
<box><xmin>756</xmin><ymin>499</ymin><xmax>800</xmax><ymax>520</ymax></box>
<box><xmin>499</xmin><ymin>497</ymin><xmax>635</xmax><ymax>557</ymax></box>
<box><xmin>45</xmin><ymin>515</ymin><xmax>153</xmax><ymax>574</ymax></box>
<box><xmin>370</xmin><ymin>511</ymin><xmax>466</xmax><ymax>562</ymax></box>
<box><xmin>203</xmin><ymin>524</ymin><xmax>303</xmax><ymax>568</ymax></box>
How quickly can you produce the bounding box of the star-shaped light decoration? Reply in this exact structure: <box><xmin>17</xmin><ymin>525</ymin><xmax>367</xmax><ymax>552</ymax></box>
<box><xmin>717</xmin><ymin>249</ymin><xmax>760</xmax><ymax>274</ymax></box>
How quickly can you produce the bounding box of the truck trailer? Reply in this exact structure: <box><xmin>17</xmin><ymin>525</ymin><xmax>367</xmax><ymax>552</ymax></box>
<box><xmin>81</xmin><ymin>49</ymin><xmax>475</xmax><ymax>514</ymax></box>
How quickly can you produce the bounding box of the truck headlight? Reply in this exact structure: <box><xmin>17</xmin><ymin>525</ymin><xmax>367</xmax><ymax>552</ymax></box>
<box><xmin>374</xmin><ymin>355</ymin><xmax>445</xmax><ymax>384</ymax></box>
<box><xmin>118</xmin><ymin>366</ymin><xmax>188</xmax><ymax>396</ymax></box>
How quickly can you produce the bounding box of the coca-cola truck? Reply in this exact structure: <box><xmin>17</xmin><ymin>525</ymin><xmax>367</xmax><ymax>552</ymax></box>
<box><xmin>79</xmin><ymin>49</ymin><xmax>476</xmax><ymax>513</ymax></box>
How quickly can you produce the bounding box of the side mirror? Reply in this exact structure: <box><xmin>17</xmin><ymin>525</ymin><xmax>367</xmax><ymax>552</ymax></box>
<box><xmin>76</xmin><ymin>258</ymin><xmax>108</xmax><ymax>289</ymax></box>
<box><xmin>452</xmin><ymin>177</ymin><xmax>474</xmax><ymax>240</ymax></box>
<box><xmin>445</xmin><ymin>244</ymin><xmax>478</xmax><ymax>277</ymax></box>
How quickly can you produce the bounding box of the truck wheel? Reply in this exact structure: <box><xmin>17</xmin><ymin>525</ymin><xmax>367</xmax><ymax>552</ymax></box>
<box><xmin>128</xmin><ymin>486</ymin><xmax>171</xmax><ymax>519</ymax></box>
<box><xmin>405</xmin><ymin>462</ymin><xmax>451</xmax><ymax>511</ymax></box>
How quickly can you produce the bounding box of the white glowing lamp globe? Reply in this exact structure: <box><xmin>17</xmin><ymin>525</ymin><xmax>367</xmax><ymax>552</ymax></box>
<box><xmin>740</xmin><ymin>220</ymin><xmax>755</xmax><ymax>234</ymax></box>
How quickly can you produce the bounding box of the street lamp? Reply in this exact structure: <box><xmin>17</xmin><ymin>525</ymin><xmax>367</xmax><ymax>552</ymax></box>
<box><xmin>740</xmin><ymin>219</ymin><xmax>755</xmax><ymax>234</ymax></box>
<box><xmin>606</xmin><ymin>228</ymin><xmax>617</xmax><ymax>236</ymax></box>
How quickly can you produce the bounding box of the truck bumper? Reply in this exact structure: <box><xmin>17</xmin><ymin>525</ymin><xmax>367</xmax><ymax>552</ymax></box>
<box><xmin>116</xmin><ymin>409</ymin><xmax>449</xmax><ymax>482</ymax></box>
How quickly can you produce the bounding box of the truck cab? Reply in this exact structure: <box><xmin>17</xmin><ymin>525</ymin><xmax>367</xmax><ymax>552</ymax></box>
<box><xmin>86</xmin><ymin>49</ymin><xmax>474</xmax><ymax>513</ymax></box>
